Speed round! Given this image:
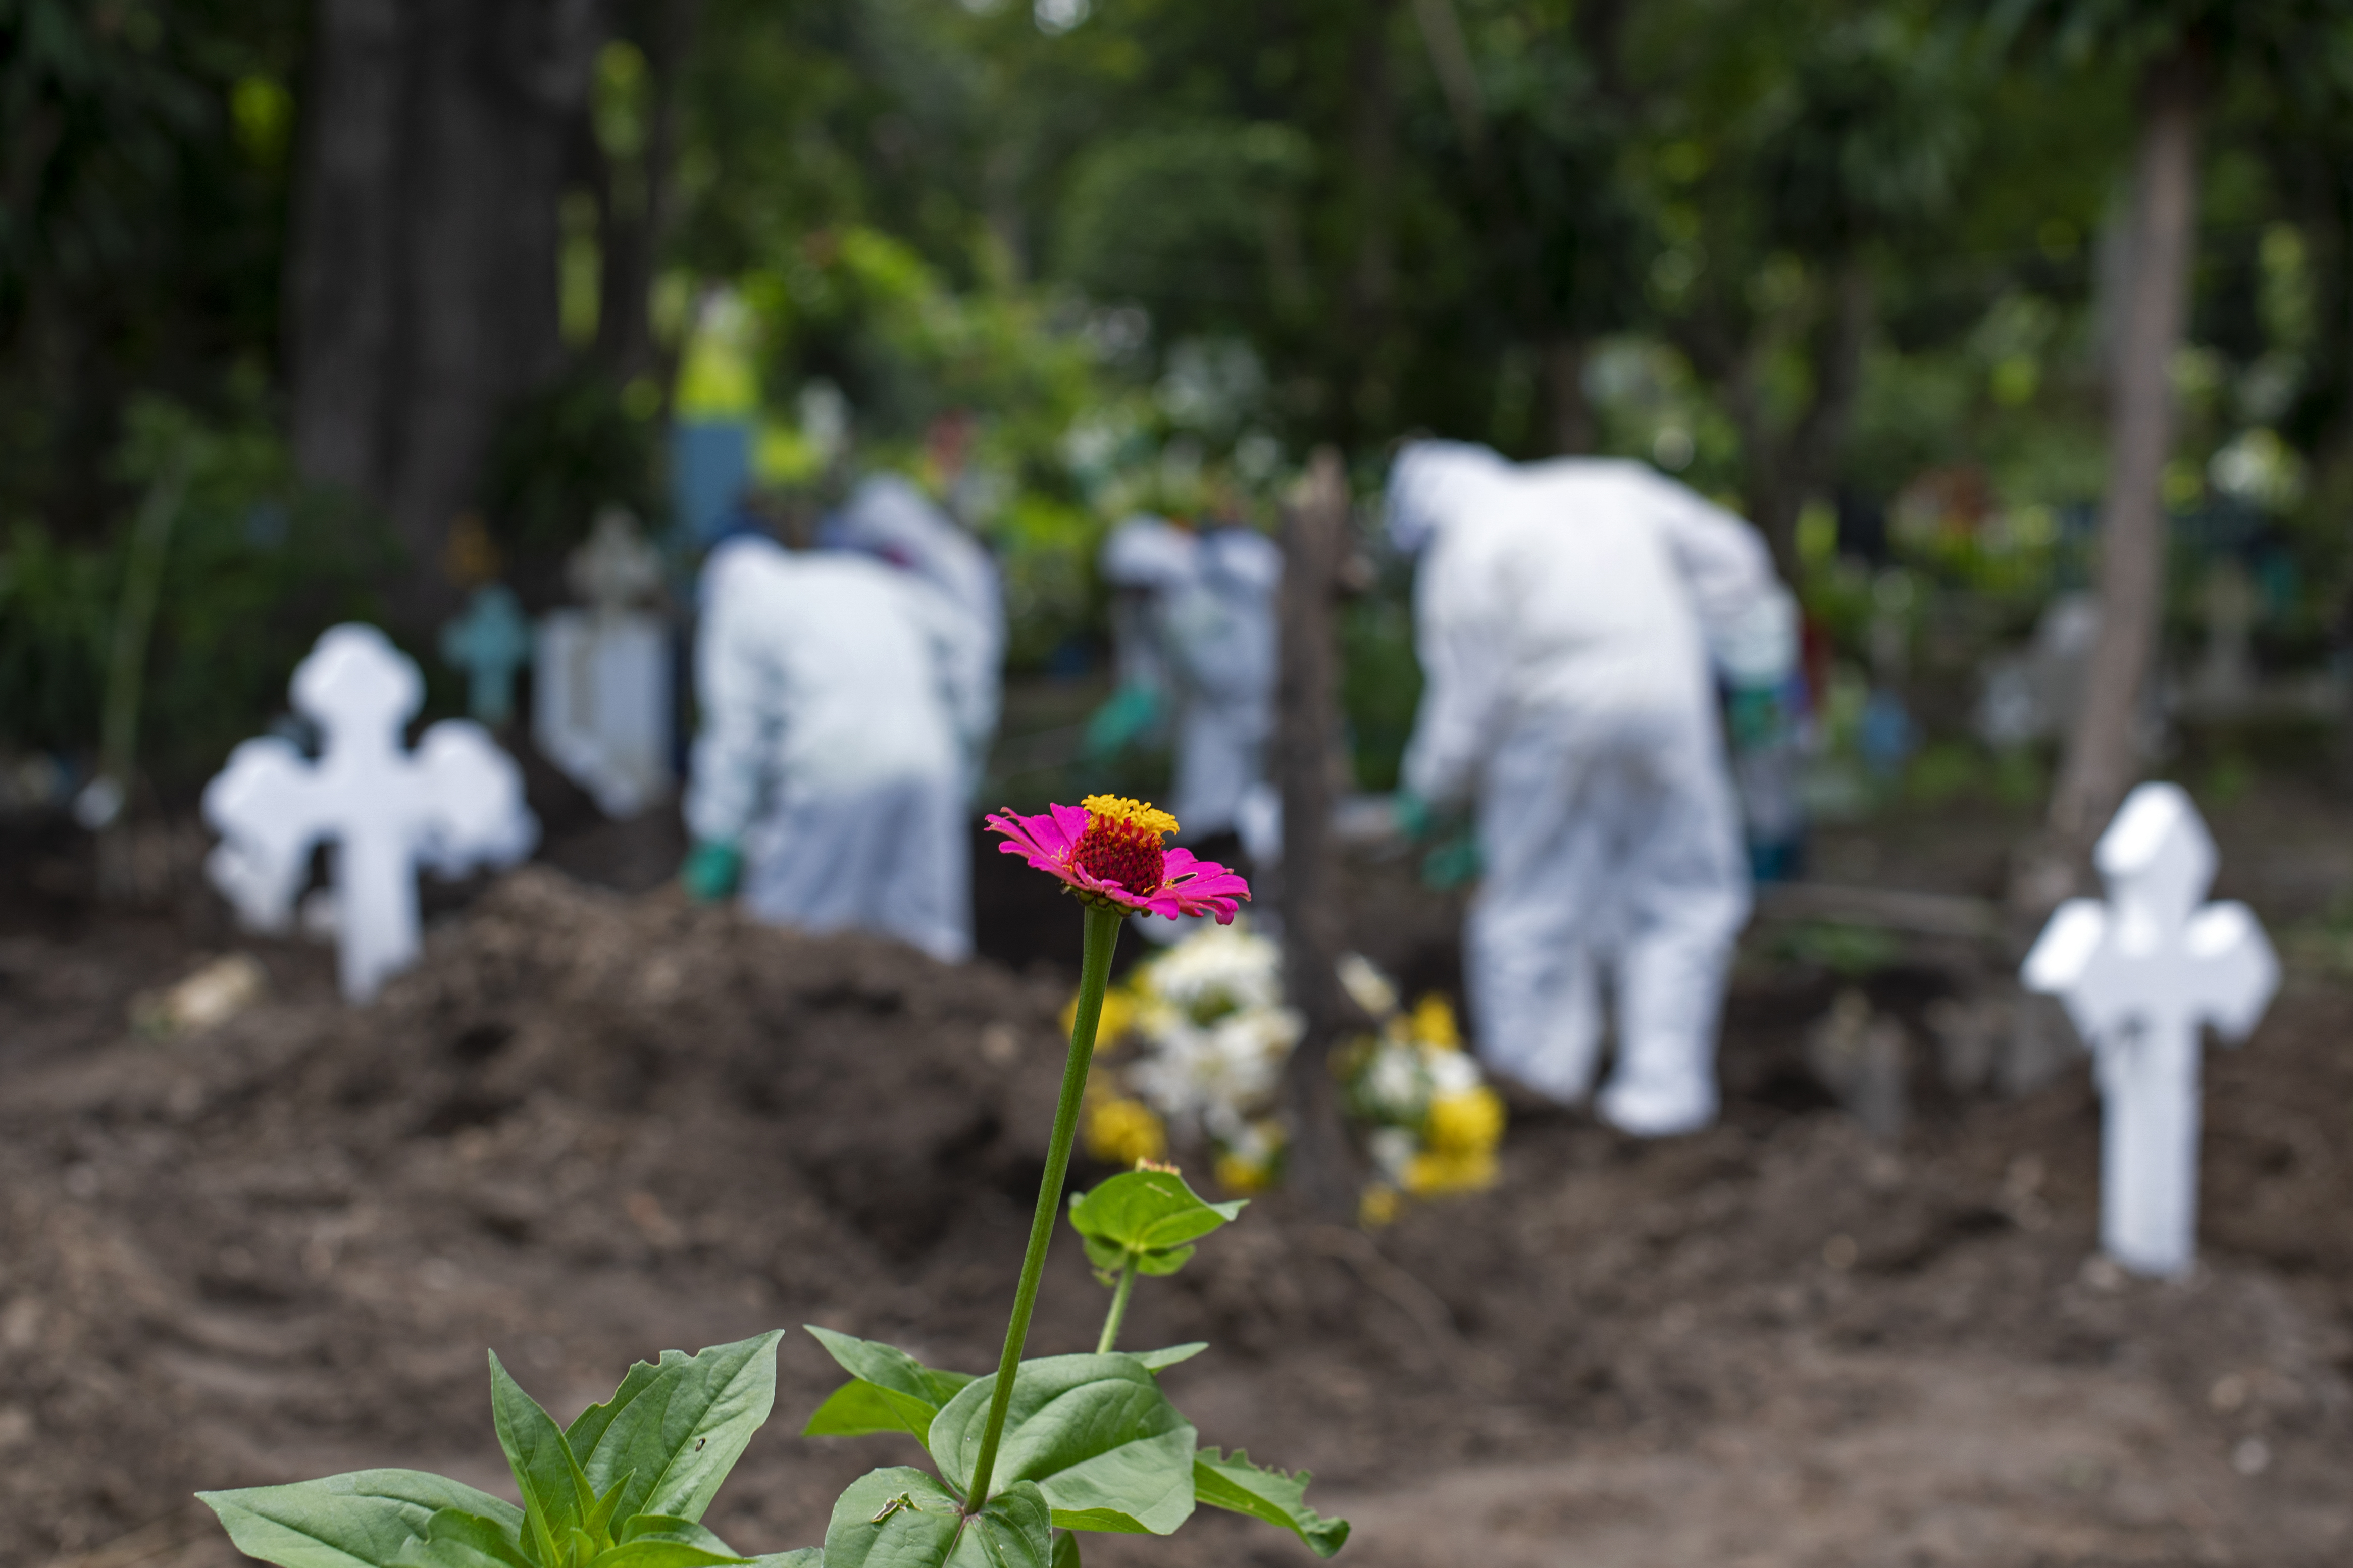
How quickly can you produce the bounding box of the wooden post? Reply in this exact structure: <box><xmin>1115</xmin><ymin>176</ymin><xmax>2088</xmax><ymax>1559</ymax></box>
<box><xmin>1277</xmin><ymin>447</ymin><xmax>1358</xmax><ymax>1217</ymax></box>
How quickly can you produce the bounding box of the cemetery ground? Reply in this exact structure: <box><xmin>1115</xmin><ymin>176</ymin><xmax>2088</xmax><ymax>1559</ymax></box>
<box><xmin>4</xmin><ymin>764</ymin><xmax>2353</xmax><ymax>1567</ymax></box>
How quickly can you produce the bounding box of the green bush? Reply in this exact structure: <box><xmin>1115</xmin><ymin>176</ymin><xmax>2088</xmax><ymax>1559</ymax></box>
<box><xmin>0</xmin><ymin>395</ymin><xmax>393</xmax><ymax>787</ymax></box>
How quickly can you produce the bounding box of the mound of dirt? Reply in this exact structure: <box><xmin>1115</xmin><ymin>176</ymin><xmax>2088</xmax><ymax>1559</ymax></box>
<box><xmin>4</xmin><ymin>865</ymin><xmax>2351</xmax><ymax>1567</ymax></box>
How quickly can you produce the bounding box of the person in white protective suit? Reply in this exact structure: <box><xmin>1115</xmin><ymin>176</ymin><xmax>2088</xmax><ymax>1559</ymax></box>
<box><xmin>1091</xmin><ymin>515</ymin><xmax>1196</xmax><ymax>758</ymax></box>
<box><xmin>1387</xmin><ymin>440</ymin><xmax>1795</xmax><ymax>1136</ymax></box>
<box><xmin>819</xmin><ymin>472</ymin><xmax>1004</xmax><ymax>796</ymax></box>
<box><xmin>681</xmin><ymin>533</ymin><xmax>988</xmax><ymax>962</ymax></box>
<box><xmin>1094</xmin><ymin>514</ymin><xmax>1282</xmax><ymax>844</ymax></box>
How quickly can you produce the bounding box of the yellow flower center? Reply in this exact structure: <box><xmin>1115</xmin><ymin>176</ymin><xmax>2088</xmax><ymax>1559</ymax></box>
<box><xmin>1082</xmin><ymin>795</ymin><xmax>1180</xmax><ymax>837</ymax></box>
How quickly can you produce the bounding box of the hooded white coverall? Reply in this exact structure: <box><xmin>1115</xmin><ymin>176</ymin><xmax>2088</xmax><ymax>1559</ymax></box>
<box><xmin>686</xmin><ymin>537</ymin><xmax>983</xmax><ymax>962</ymax></box>
<box><xmin>1098</xmin><ymin>518</ymin><xmax>1281</xmax><ymax>840</ymax></box>
<box><xmin>821</xmin><ymin>474</ymin><xmax>1004</xmax><ymax>795</ymax></box>
<box><xmin>1389</xmin><ymin>441</ymin><xmax>1784</xmax><ymax>1136</ymax></box>
<box><xmin>1099</xmin><ymin>514</ymin><xmax>1197</xmax><ymax>742</ymax></box>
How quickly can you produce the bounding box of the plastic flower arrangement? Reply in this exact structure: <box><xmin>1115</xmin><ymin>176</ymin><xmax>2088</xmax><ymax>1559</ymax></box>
<box><xmin>1334</xmin><ymin>954</ymin><xmax>1506</xmax><ymax>1212</ymax></box>
<box><xmin>1081</xmin><ymin>918</ymin><xmax>1302</xmax><ymax>1194</ymax></box>
<box><xmin>196</xmin><ymin>797</ymin><xmax>1344</xmax><ymax>1568</ymax></box>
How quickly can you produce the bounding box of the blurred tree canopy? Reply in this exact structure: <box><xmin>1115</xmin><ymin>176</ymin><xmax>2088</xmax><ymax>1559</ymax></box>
<box><xmin>6</xmin><ymin>0</ymin><xmax>2353</xmax><ymax>789</ymax></box>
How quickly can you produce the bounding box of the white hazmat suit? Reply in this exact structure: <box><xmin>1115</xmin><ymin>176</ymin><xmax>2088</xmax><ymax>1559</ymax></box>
<box><xmin>686</xmin><ymin>536</ymin><xmax>984</xmax><ymax>962</ymax></box>
<box><xmin>1389</xmin><ymin>441</ymin><xmax>1787</xmax><ymax>1136</ymax></box>
<box><xmin>1098</xmin><ymin>518</ymin><xmax>1281</xmax><ymax>841</ymax></box>
<box><xmin>821</xmin><ymin>474</ymin><xmax>1004</xmax><ymax>795</ymax></box>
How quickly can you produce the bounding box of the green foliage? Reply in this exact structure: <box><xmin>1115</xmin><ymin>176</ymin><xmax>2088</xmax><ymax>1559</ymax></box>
<box><xmin>932</xmin><ymin>1356</ymin><xmax>1196</xmax><ymax>1535</ymax></box>
<box><xmin>1193</xmin><ymin>1449</ymin><xmax>1350</xmax><ymax>1560</ymax></box>
<box><xmin>0</xmin><ymin>393</ymin><xmax>390</xmax><ymax>779</ymax></box>
<box><xmin>481</xmin><ymin>373</ymin><xmax>665</xmax><ymax>556</ymax></box>
<box><xmin>823</xmin><ymin>1471</ymin><xmax>1050</xmax><ymax>1568</ymax></box>
<box><xmin>201</xmin><ymin>1471</ymin><xmax>527</xmax><ymax>1568</ymax></box>
<box><xmin>1066</xmin><ymin>1170</ymin><xmax>1243</xmax><ymax>1281</ymax></box>
<box><xmin>801</xmin><ymin>1328</ymin><xmax>977</xmax><ymax>1447</ymax></box>
<box><xmin>0</xmin><ymin>0</ymin><xmax>305</xmax><ymax>526</ymax></box>
<box><xmin>201</xmin><ymin>1335</ymin><xmax>791</xmax><ymax>1568</ymax></box>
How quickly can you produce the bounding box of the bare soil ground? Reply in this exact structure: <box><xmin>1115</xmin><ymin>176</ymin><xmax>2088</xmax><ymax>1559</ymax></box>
<box><xmin>2</xmin><ymin>781</ymin><xmax>2349</xmax><ymax>1568</ymax></box>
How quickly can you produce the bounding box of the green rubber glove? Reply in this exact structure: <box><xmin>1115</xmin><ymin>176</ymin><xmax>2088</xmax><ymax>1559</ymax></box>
<box><xmin>1394</xmin><ymin>790</ymin><xmax>1435</xmax><ymax>844</ymax></box>
<box><xmin>681</xmin><ymin>840</ymin><xmax>743</xmax><ymax>903</ymax></box>
<box><xmin>1421</xmin><ymin>830</ymin><xmax>1482</xmax><ymax>891</ymax></box>
<box><xmin>1084</xmin><ymin>684</ymin><xmax>1163</xmax><ymax>760</ymax></box>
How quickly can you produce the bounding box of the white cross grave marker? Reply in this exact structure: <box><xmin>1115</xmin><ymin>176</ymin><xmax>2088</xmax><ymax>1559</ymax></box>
<box><xmin>535</xmin><ymin>507</ymin><xmax>673</xmax><ymax>817</ymax></box>
<box><xmin>2021</xmin><ymin>782</ymin><xmax>2278</xmax><ymax>1277</ymax></box>
<box><xmin>203</xmin><ymin>624</ymin><xmax>538</xmax><ymax>1002</ymax></box>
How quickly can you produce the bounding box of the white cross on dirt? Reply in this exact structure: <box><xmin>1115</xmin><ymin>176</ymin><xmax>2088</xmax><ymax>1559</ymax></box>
<box><xmin>202</xmin><ymin>624</ymin><xmax>537</xmax><ymax>1002</ymax></box>
<box><xmin>2022</xmin><ymin>781</ymin><xmax>2278</xmax><ymax>1277</ymax></box>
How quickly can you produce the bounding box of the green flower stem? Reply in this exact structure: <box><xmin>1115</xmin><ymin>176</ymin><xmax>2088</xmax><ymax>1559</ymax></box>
<box><xmin>966</xmin><ymin>899</ymin><xmax>1123</xmax><ymax>1511</ymax></box>
<box><xmin>1095</xmin><ymin>1260</ymin><xmax>1138</xmax><ymax>1354</ymax></box>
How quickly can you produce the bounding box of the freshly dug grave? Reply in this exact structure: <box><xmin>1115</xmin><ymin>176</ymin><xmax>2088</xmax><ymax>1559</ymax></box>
<box><xmin>3</xmin><ymin>866</ymin><xmax>2349</xmax><ymax>1568</ymax></box>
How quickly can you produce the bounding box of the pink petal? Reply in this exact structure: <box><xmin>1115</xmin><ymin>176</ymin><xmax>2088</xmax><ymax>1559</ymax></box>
<box><xmin>1049</xmin><ymin>801</ymin><xmax>1092</xmax><ymax>847</ymax></box>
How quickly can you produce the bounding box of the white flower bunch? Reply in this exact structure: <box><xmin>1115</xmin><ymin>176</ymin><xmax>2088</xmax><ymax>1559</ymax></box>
<box><xmin>1138</xmin><ymin>920</ymin><xmax>1288</xmax><ymax>1022</ymax></box>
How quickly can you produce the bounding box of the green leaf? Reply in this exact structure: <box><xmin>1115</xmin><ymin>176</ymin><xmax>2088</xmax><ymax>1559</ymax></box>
<box><xmin>806</xmin><ymin>1328</ymin><xmax>977</xmax><ymax>1410</ymax></box>
<box><xmin>586</xmin><ymin>1472</ymin><xmax>634</xmax><ymax>1542</ymax></box>
<box><xmin>197</xmin><ymin>1470</ymin><xmax>524</xmax><ymax>1568</ymax></box>
<box><xmin>1129</xmin><ymin>1344</ymin><xmax>1206</xmax><ymax>1373</ymax></box>
<box><xmin>821</xmin><ymin>1468</ymin><xmax>1051</xmax><ymax>1568</ymax></box>
<box><xmin>489</xmin><ymin>1351</ymin><xmax>589</xmax><ymax>1552</ymax></box>
<box><xmin>746</xmin><ymin>1555</ymin><xmax>821</xmax><ymax>1568</ymax></box>
<box><xmin>1067</xmin><ymin>1172</ymin><xmax>1244</xmax><ymax>1279</ymax></box>
<box><xmin>802</xmin><ymin>1382</ymin><xmax>939</xmax><ymax>1445</ymax></box>
<box><xmin>799</xmin><ymin>1329</ymin><xmax>976</xmax><ymax>1449</ymax></box>
<box><xmin>564</xmin><ymin>1331</ymin><xmax>786</xmax><ymax>1526</ymax></box>
<box><xmin>1192</xmin><ymin>1448</ymin><xmax>1350</xmax><ymax>1559</ymax></box>
<box><xmin>403</xmin><ymin>1509</ymin><xmax>535</xmax><ymax>1568</ymax></box>
<box><xmin>1050</xmin><ymin>1531</ymin><xmax>1080</xmax><ymax>1568</ymax></box>
<box><xmin>931</xmin><ymin>1355</ymin><xmax>1196</xmax><ymax>1536</ymax></box>
<box><xmin>592</xmin><ymin>1513</ymin><xmax>754</xmax><ymax>1568</ymax></box>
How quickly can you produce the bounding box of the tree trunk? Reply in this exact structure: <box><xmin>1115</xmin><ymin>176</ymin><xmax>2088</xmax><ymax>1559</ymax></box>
<box><xmin>1277</xmin><ymin>448</ymin><xmax>1359</xmax><ymax>1220</ymax></box>
<box><xmin>288</xmin><ymin>0</ymin><xmax>599</xmax><ymax>625</ymax></box>
<box><xmin>2035</xmin><ymin>51</ymin><xmax>2203</xmax><ymax>888</ymax></box>
<box><xmin>1544</xmin><ymin>335</ymin><xmax>1593</xmax><ymax>455</ymax></box>
<box><xmin>287</xmin><ymin>0</ymin><xmax>405</xmax><ymax>501</ymax></box>
<box><xmin>596</xmin><ymin>0</ymin><xmax>700</xmax><ymax>388</ymax></box>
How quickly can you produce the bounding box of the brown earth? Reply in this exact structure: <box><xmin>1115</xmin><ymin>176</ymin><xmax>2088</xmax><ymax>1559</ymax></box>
<box><xmin>1</xmin><ymin>799</ymin><xmax>2350</xmax><ymax>1568</ymax></box>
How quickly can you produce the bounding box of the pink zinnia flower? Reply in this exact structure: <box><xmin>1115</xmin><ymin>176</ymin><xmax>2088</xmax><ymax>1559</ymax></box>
<box><xmin>985</xmin><ymin>795</ymin><xmax>1251</xmax><ymax>923</ymax></box>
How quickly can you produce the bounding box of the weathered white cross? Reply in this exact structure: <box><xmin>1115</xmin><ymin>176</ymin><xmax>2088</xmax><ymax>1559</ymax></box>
<box><xmin>536</xmin><ymin>509</ymin><xmax>673</xmax><ymax>817</ymax></box>
<box><xmin>569</xmin><ymin>506</ymin><xmax>663</xmax><ymax>618</ymax></box>
<box><xmin>2021</xmin><ymin>781</ymin><xmax>2278</xmax><ymax>1277</ymax></box>
<box><xmin>203</xmin><ymin>624</ymin><xmax>537</xmax><ymax>1002</ymax></box>
<box><xmin>438</xmin><ymin>582</ymin><xmax>531</xmax><ymax>726</ymax></box>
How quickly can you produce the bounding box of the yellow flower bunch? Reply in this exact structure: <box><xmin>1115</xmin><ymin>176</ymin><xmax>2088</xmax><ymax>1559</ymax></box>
<box><xmin>1409</xmin><ymin>994</ymin><xmax>1461</xmax><ymax>1051</ymax></box>
<box><xmin>1402</xmin><ymin>1147</ymin><xmax>1497</xmax><ymax>1196</ymax></box>
<box><xmin>1061</xmin><ymin>984</ymin><xmax>1140</xmax><ymax>1047</ymax></box>
<box><xmin>1084</xmin><ymin>1095</ymin><xmax>1167</xmax><ymax>1166</ymax></box>
<box><xmin>1424</xmin><ymin>1085</ymin><xmax>1504</xmax><ymax>1158</ymax></box>
<box><xmin>1213</xmin><ymin>1150</ymin><xmax>1277</xmax><ymax>1195</ymax></box>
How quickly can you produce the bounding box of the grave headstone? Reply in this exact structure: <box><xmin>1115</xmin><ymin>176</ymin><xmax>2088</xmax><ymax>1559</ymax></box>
<box><xmin>534</xmin><ymin>508</ymin><xmax>674</xmax><ymax>818</ymax></box>
<box><xmin>2021</xmin><ymin>782</ymin><xmax>2278</xmax><ymax>1277</ymax></box>
<box><xmin>438</xmin><ymin>583</ymin><xmax>531</xmax><ymax>726</ymax></box>
<box><xmin>203</xmin><ymin>624</ymin><xmax>537</xmax><ymax>1002</ymax></box>
<box><xmin>1979</xmin><ymin>592</ymin><xmax>2100</xmax><ymax>747</ymax></box>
